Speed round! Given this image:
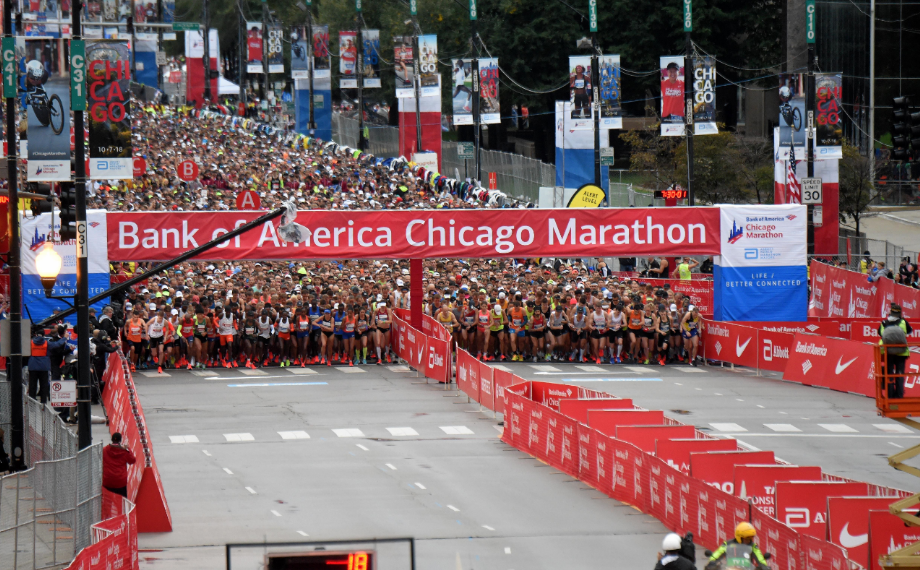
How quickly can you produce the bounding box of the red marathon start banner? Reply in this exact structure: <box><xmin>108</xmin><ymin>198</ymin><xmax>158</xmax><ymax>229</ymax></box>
<box><xmin>106</xmin><ymin>208</ymin><xmax>721</xmax><ymax>261</ymax></box>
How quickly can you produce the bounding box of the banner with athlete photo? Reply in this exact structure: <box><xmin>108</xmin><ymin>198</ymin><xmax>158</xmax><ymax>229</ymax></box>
<box><xmin>568</xmin><ymin>55</ymin><xmax>593</xmax><ymax>130</ymax></box>
<box><xmin>291</xmin><ymin>26</ymin><xmax>309</xmax><ymax>79</ymax></box>
<box><xmin>133</xmin><ymin>0</ymin><xmax>157</xmax><ymax>24</ymax></box>
<box><xmin>598</xmin><ymin>55</ymin><xmax>622</xmax><ymax>129</ymax></box>
<box><xmin>87</xmin><ymin>40</ymin><xmax>132</xmax><ymax>179</ymax></box>
<box><xmin>479</xmin><ymin>58</ymin><xmax>500</xmax><ymax>124</ymax></box>
<box><xmin>265</xmin><ymin>23</ymin><xmax>283</xmax><ymax>74</ymax></box>
<box><xmin>451</xmin><ymin>59</ymin><xmax>474</xmax><ymax>125</ymax></box>
<box><xmin>777</xmin><ymin>73</ymin><xmax>805</xmax><ymax>158</ymax></box>
<box><xmin>394</xmin><ymin>36</ymin><xmax>414</xmax><ymax>98</ymax></box>
<box><xmin>815</xmin><ymin>72</ymin><xmax>843</xmax><ymax>159</ymax></box>
<box><xmin>660</xmin><ymin>56</ymin><xmax>685</xmax><ymax>136</ymax></box>
<box><xmin>339</xmin><ymin>31</ymin><xmax>358</xmax><ymax>88</ymax></box>
<box><xmin>362</xmin><ymin>29</ymin><xmax>381</xmax><ymax>88</ymax></box>
<box><xmin>162</xmin><ymin>0</ymin><xmax>175</xmax><ymax>23</ymax></box>
<box><xmin>22</xmin><ymin>38</ymin><xmax>71</xmax><ymax>181</ymax></box>
<box><xmin>692</xmin><ymin>56</ymin><xmax>717</xmax><ymax>135</ymax></box>
<box><xmin>246</xmin><ymin>22</ymin><xmax>262</xmax><ymax>73</ymax></box>
<box><xmin>312</xmin><ymin>25</ymin><xmax>330</xmax><ymax>79</ymax></box>
<box><xmin>418</xmin><ymin>34</ymin><xmax>439</xmax><ymax>97</ymax></box>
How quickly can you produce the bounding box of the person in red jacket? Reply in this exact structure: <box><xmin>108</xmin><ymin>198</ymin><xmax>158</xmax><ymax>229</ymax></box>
<box><xmin>102</xmin><ymin>432</ymin><xmax>136</xmax><ymax>498</ymax></box>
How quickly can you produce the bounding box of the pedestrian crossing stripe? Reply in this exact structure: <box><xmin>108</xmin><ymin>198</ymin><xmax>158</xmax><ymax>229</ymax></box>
<box><xmin>278</xmin><ymin>431</ymin><xmax>310</xmax><ymax>440</ymax></box>
<box><xmin>224</xmin><ymin>433</ymin><xmax>255</xmax><ymax>442</ymax></box>
<box><xmin>333</xmin><ymin>428</ymin><xmax>365</xmax><ymax>437</ymax></box>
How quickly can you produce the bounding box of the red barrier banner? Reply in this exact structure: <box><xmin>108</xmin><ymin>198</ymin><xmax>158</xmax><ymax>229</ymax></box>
<box><xmin>425</xmin><ymin>336</ymin><xmax>451</xmax><ymax>383</ymax></box>
<box><xmin>616</xmin><ymin>425</ymin><xmax>697</xmax><ymax>454</ymax></box>
<box><xmin>800</xmin><ymin>533</ymin><xmax>851</xmax><ymax>570</ymax></box>
<box><xmin>531</xmin><ymin>381</ymin><xmax>579</xmax><ymax>409</ymax></box>
<box><xmin>828</xmin><ymin>496</ymin><xmax>899</xmax><ymax>568</ymax></box>
<box><xmin>558</xmin><ymin>398</ymin><xmax>634</xmax><ymax>424</ymax></box>
<box><xmin>702</xmin><ymin>320</ymin><xmax>758</xmax><ymax>368</ymax></box>
<box><xmin>811</xmin><ymin>261</ymin><xmax>830</xmax><ymax>317</ymax></box>
<box><xmin>577</xmin><ymin>424</ymin><xmax>601</xmax><ymax>489</ymax></box>
<box><xmin>734</xmin><ymin>465</ymin><xmax>823</xmax><ymax>518</ymax></box>
<box><xmin>878</xmin><ymin>279</ymin><xmax>896</xmax><ymax>318</ymax></box>
<box><xmin>543</xmin><ymin>408</ymin><xmax>579</xmax><ymax>477</ymax></box>
<box><xmin>647</xmin><ymin>456</ymin><xmax>671</xmax><ymax>527</ymax></box>
<box><xmin>847</xmin><ymin>271</ymin><xmax>879</xmax><ymax>319</ymax></box>
<box><xmin>784</xmin><ymin>333</ymin><xmax>876</xmax><ymax>396</ymax></box>
<box><xmin>479</xmin><ymin>363</ymin><xmax>495</xmax><ymax>411</ymax></box>
<box><xmin>587</xmin><ymin>409</ymin><xmax>666</xmax><ymax>436</ymax></box>
<box><xmin>892</xmin><ymin>280</ymin><xmax>920</xmax><ymax>319</ymax></box>
<box><xmin>752</xmin><ymin>506</ymin><xmax>802</xmax><ymax>570</ymax></box>
<box><xmin>868</xmin><ymin>509</ymin><xmax>920</xmax><ymax>570</ymax></box>
<box><xmin>775</xmin><ymin>480</ymin><xmax>869</xmax><ymax>539</ymax></box>
<box><xmin>758</xmin><ymin>328</ymin><xmax>796</xmax><ymax>373</ymax></box>
<box><xmin>676</xmin><ymin>472</ymin><xmax>699</xmax><ymax>537</ymax></box>
<box><xmin>656</xmin><ymin>438</ymin><xmax>738</xmax><ymax>474</ymax></box>
<box><xmin>608</xmin><ymin>436</ymin><xmax>642</xmax><ymax>507</ymax></box>
<box><xmin>748</xmin><ymin>320</ymin><xmax>842</xmax><ymax>337</ymax></box>
<box><xmin>456</xmin><ymin>350</ymin><xmax>479</xmax><ymax>403</ymax></box>
<box><xmin>405</xmin><ymin>324</ymin><xmax>426</xmax><ymax>370</ymax></box>
<box><xmin>695</xmin><ymin>480</ymin><xmax>718</xmax><ymax>550</ymax></box>
<box><xmin>639</xmin><ymin>278</ymin><xmax>714</xmax><ymax>315</ymax></box>
<box><xmin>690</xmin><ymin>451</ymin><xmax>776</xmax><ymax>495</ymax></box>
<box><xmin>492</xmin><ymin>367</ymin><xmax>513</xmax><ymax>410</ymax></box>
<box><xmin>849</xmin><ymin>318</ymin><xmax>920</xmax><ymax>343</ymax></box>
<box><xmin>107</xmin><ymin>207</ymin><xmax>722</xmax><ymax>261</ymax></box>
<box><xmin>502</xmin><ymin>387</ymin><xmax>530</xmax><ymax>448</ymax></box>
<box><xmin>526</xmin><ymin>401</ymin><xmax>550</xmax><ymax>458</ymax></box>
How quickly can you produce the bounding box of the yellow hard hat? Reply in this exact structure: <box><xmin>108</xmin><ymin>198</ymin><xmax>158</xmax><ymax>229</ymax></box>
<box><xmin>735</xmin><ymin>522</ymin><xmax>756</xmax><ymax>541</ymax></box>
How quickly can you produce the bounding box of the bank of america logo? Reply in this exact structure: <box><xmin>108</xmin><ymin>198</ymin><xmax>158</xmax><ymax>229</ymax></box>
<box><xmin>727</xmin><ymin>220</ymin><xmax>743</xmax><ymax>244</ymax></box>
<box><xmin>715</xmin><ymin>341</ymin><xmax>722</xmax><ymax>355</ymax></box>
<box><xmin>806</xmin><ymin>324</ymin><xmax>819</xmax><ymax>332</ymax></box>
<box><xmin>802</xmin><ymin>360</ymin><xmax>813</xmax><ymax>374</ymax></box>
<box><xmin>787</xmin><ymin>214</ymin><xmax>797</xmax><ymax>220</ymax></box>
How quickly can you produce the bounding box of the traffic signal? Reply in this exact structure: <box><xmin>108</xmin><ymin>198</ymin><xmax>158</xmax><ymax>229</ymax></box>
<box><xmin>59</xmin><ymin>182</ymin><xmax>77</xmax><ymax>241</ymax></box>
<box><xmin>892</xmin><ymin>97</ymin><xmax>911</xmax><ymax>161</ymax></box>
<box><xmin>29</xmin><ymin>182</ymin><xmax>53</xmax><ymax>216</ymax></box>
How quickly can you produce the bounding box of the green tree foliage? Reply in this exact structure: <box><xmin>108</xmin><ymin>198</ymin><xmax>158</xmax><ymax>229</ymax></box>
<box><xmin>838</xmin><ymin>143</ymin><xmax>874</xmax><ymax>236</ymax></box>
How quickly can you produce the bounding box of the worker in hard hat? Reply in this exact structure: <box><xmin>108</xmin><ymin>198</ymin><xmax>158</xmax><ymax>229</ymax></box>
<box><xmin>705</xmin><ymin>522</ymin><xmax>769</xmax><ymax>570</ymax></box>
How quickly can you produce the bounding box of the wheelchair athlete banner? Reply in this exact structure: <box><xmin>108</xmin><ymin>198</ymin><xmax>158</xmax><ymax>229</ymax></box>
<box><xmin>86</xmin><ymin>40</ymin><xmax>133</xmax><ymax>179</ymax></box>
<box><xmin>21</xmin><ymin>39</ymin><xmax>71</xmax><ymax>181</ymax></box>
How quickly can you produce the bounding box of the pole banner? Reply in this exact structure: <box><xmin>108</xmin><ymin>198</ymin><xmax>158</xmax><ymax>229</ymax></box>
<box><xmin>815</xmin><ymin>72</ymin><xmax>842</xmax><ymax>158</ymax></box>
<box><xmin>87</xmin><ymin>39</ymin><xmax>132</xmax><ymax>179</ymax></box>
<box><xmin>451</xmin><ymin>58</ymin><xmax>473</xmax><ymax>125</ymax></box>
<box><xmin>598</xmin><ymin>55</ymin><xmax>622</xmax><ymax>129</ymax></box>
<box><xmin>246</xmin><ymin>22</ymin><xmax>263</xmax><ymax>73</ymax></box>
<box><xmin>479</xmin><ymin>57</ymin><xmax>500</xmax><ymax>124</ymax></box>
<box><xmin>568</xmin><ymin>55</ymin><xmax>593</xmax><ymax>130</ymax></box>
<box><xmin>311</xmin><ymin>25</ymin><xmax>330</xmax><ymax>79</ymax></box>
<box><xmin>107</xmin><ymin>207</ymin><xmax>722</xmax><ymax>261</ymax></box>
<box><xmin>777</xmin><ymin>73</ymin><xmax>805</xmax><ymax>158</ymax></box>
<box><xmin>692</xmin><ymin>56</ymin><xmax>717</xmax><ymax>135</ymax></box>
<box><xmin>339</xmin><ymin>30</ymin><xmax>357</xmax><ymax>88</ymax></box>
<box><xmin>660</xmin><ymin>56</ymin><xmax>685</xmax><ymax>136</ymax></box>
<box><xmin>265</xmin><ymin>23</ymin><xmax>284</xmax><ymax>73</ymax></box>
<box><xmin>291</xmin><ymin>26</ymin><xmax>308</xmax><ymax>79</ymax></box>
<box><xmin>362</xmin><ymin>29</ymin><xmax>381</xmax><ymax>88</ymax></box>
<box><xmin>23</xmin><ymin>38</ymin><xmax>71</xmax><ymax>181</ymax></box>
<box><xmin>394</xmin><ymin>36</ymin><xmax>415</xmax><ymax>98</ymax></box>
<box><xmin>418</xmin><ymin>34</ymin><xmax>439</xmax><ymax>96</ymax></box>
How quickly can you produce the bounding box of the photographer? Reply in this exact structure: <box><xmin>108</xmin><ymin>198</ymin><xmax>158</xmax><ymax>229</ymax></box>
<box><xmin>92</xmin><ymin>329</ymin><xmax>120</xmax><ymax>400</ymax></box>
<box><xmin>102</xmin><ymin>432</ymin><xmax>136</xmax><ymax>498</ymax></box>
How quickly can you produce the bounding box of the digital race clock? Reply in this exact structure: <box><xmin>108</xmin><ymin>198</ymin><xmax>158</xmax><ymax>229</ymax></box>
<box><xmin>267</xmin><ymin>550</ymin><xmax>373</xmax><ymax>570</ymax></box>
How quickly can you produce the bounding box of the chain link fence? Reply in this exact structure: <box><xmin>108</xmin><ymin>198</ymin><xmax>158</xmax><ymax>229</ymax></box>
<box><xmin>811</xmin><ymin>235</ymin><xmax>920</xmax><ymax>274</ymax></box>
<box><xmin>441</xmin><ymin>142</ymin><xmax>556</xmax><ymax>204</ymax></box>
<box><xmin>330</xmin><ymin>114</ymin><xmax>400</xmax><ymax>158</ymax></box>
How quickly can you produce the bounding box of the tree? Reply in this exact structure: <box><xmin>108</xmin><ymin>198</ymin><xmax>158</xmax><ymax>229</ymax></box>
<box><xmin>839</xmin><ymin>143</ymin><xmax>874</xmax><ymax>236</ymax></box>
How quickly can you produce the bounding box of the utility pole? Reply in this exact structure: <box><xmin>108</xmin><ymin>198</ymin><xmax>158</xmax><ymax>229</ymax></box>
<box><xmin>356</xmin><ymin>0</ymin><xmax>366</xmax><ymax>151</ymax></box>
<box><xmin>262</xmin><ymin>0</ymin><xmax>269</xmax><ymax>102</ymax></box>
<box><xmin>684</xmin><ymin>0</ymin><xmax>694</xmax><ymax>205</ymax></box>
<box><xmin>72</xmin><ymin>0</ymin><xmax>92</xmax><ymax>451</ymax></box>
<box><xmin>410</xmin><ymin>0</ymin><xmax>422</xmax><ymax>153</ymax></box>
<box><xmin>238</xmin><ymin>14</ymin><xmax>246</xmax><ymax>108</ymax></box>
<box><xmin>806</xmin><ymin>0</ymin><xmax>816</xmax><ymax>252</ymax></box>
<box><xmin>869</xmin><ymin>0</ymin><xmax>876</xmax><ymax>175</ymax></box>
<box><xmin>202</xmin><ymin>0</ymin><xmax>211</xmax><ymax>101</ymax></box>
<box><xmin>306</xmin><ymin>0</ymin><xmax>316</xmax><ymax>132</ymax></box>
<box><xmin>3</xmin><ymin>0</ymin><xmax>24</xmax><ymax>470</ymax></box>
<box><xmin>589</xmin><ymin>0</ymin><xmax>600</xmax><ymax>191</ymax></box>
<box><xmin>470</xmin><ymin>0</ymin><xmax>481</xmax><ymax>182</ymax></box>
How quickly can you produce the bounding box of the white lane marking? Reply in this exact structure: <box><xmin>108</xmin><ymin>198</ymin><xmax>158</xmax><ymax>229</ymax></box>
<box><xmin>441</xmin><ymin>426</ymin><xmax>475</xmax><ymax>435</ymax></box>
<box><xmin>278</xmin><ymin>431</ymin><xmax>310</xmax><ymax>440</ymax></box>
<box><xmin>890</xmin><ymin>442</ymin><xmax>904</xmax><ymax>448</ymax></box>
<box><xmin>779</xmin><ymin>412</ymin><xmax>788</xmax><ymax>415</ymax></box>
<box><xmin>695</xmin><ymin>388</ymin><xmax>702</xmax><ymax>391</ymax></box>
<box><xmin>333</xmin><ymin>428</ymin><xmax>365</xmax><ymax>438</ymax></box>
<box><xmin>505</xmin><ymin>547</ymin><xmax>511</xmax><ymax>554</ymax></box>
<box><xmin>224</xmin><ymin>433</ymin><xmax>255</xmax><ymax>442</ymax></box>
<box><xmin>576</xmin><ymin>365</ymin><xmax>606</xmax><ymax>372</ymax></box>
<box><xmin>674</xmin><ymin>383</ymin><xmax>683</xmax><ymax>386</ymax></box>
<box><xmin>530</xmin><ymin>365</ymin><xmax>561</xmax><ymax>372</ymax></box>
<box><xmin>387</xmin><ymin>427</ymin><xmax>419</xmax><ymax>436</ymax></box>
<box><xmin>202</xmin><ymin>450</ymin><xmax>212</xmax><ymax>456</ymax></box>
<box><xmin>764</xmin><ymin>424</ymin><xmax>801</xmax><ymax>432</ymax></box>
<box><xmin>447</xmin><ymin>505</ymin><xmax>460</xmax><ymax>512</ymax></box>
<box><xmin>245</xmin><ymin>487</ymin><xmax>257</xmax><ymax>494</ymax></box>
<box><xmin>875</xmin><ymin>423</ymin><xmax>913</xmax><ymax>434</ymax></box>
<box><xmin>819</xmin><ymin>424</ymin><xmax>858</xmax><ymax>433</ymax></box>
<box><xmin>239</xmin><ymin>369</ymin><xmax>268</xmax><ymax>376</ymax></box>
<box><xmin>297</xmin><ymin>531</ymin><xmax>309</xmax><ymax>537</ymax></box>
<box><xmin>756</xmin><ymin>405</ymin><xmax>765</xmax><ymax>409</ymax></box>
<box><xmin>710</xmin><ymin>423</ymin><xmax>746</xmax><ymax>432</ymax></box>
<box><xmin>714</xmin><ymin>392</ymin><xmax>721</xmax><ymax>395</ymax></box>
<box><xmin>169</xmin><ymin>435</ymin><xmax>199</xmax><ymax>443</ymax></box>
<box><xmin>223</xmin><ymin>467</ymin><xmax>234</xmax><ymax>475</ymax></box>
<box><xmin>415</xmin><ymin>482</ymin><xmax>427</xmax><ymax>490</ymax></box>
<box><xmin>482</xmin><ymin>525</ymin><xmax>495</xmax><ymax>531</ymax></box>
<box><xmin>140</xmin><ymin>370</ymin><xmax>170</xmax><ymax>377</ymax></box>
<box><xmin>191</xmin><ymin>370</ymin><xmax>218</xmax><ymax>377</ymax></box>
<box><xmin>624</xmin><ymin>366</ymin><xmax>650</xmax><ymax>374</ymax></box>
<box><xmin>356</xmin><ymin>444</ymin><xmax>369</xmax><ymax>451</ymax></box>
<box><xmin>271</xmin><ymin>510</ymin><xmax>282</xmax><ymax>517</ymax></box>
<box><xmin>336</xmin><ymin>366</ymin><xmax>365</xmax><ymax>373</ymax></box>
<box><xmin>491</xmin><ymin>365</ymin><xmax>512</xmax><ymax>372</ymax></box>
<box><xmin>286</xmin><ymin>368</ymin><xmax>318</xmax><ymax>375</ymax></box>
<box><xmin>677</xmin><ymin>368</ymin><xmax>705</xmax><ymax>373</ymax></box>
<box><xmin>386</xmin><ymin>463</ymin><xmax>397</xmax><ymax>470</ymax></box>
<box><xmin>711</xmin><ymin>433</ymin><xmax>920</xmax><ymax>438</ymax></box>
<box><xmin>388</xmin><ymin>365</ymin><xmax>411</xmax><ymax>372</ymax></box>
<box><xmin>736</xmin><ymin>399</ymin><xmax>745</xmax><ymax>402</ymax></box>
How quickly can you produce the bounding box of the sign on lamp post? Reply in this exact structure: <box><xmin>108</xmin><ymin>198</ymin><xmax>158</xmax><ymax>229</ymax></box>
<box><xmin>683</xmin><ymin>0</ymin><xmax>692</xmax><ymax>32</ymax></box>
<box><xmin>806</xmin><ymin>0</ymin><xmax>816</xmax><ymax>43</ymax></box>
<box><xmin>588</xmin><ymin>0</ymin><xmax>597</xmax><ymax>32</ymax></box>
<box><xmin>70</xmin><ymin>39</ymin><xmax>86</xmax><ymax>111</ymax></box>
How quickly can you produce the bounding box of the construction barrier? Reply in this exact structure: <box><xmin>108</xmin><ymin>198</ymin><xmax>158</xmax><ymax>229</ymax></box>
<box><xmin>65</xmin><ymin>489</ymin><xmax>139</xmax><ymax>570</ymax></box>
<box><xmin>102</xmin><ymin>351</ymin><xmax>173</xmax><ymax>532</ymax></box>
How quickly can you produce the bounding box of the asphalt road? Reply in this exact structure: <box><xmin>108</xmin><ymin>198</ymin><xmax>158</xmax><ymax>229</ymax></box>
<box><xmin>90</xmin><ymin>360</ymin><xmax>919</xmax><ymax>569</ymax></box>
<box><xmin>26</xmin><ymin>76</ymin><xmax>70</xmax><ymax>158</ymax></box>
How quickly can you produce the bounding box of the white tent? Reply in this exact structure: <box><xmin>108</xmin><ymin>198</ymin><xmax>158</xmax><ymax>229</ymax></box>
<box><xmin>218</xmin><ymin>76</ymin><xmax>239</xmax><ymax>96</ymax></box>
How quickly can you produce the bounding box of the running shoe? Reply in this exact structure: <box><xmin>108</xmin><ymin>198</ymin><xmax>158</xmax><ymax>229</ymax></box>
<box><xmin>280</xmin><ymin>360</ymin><xmax>286</xmax><ymax>368</ymax></box>
<box><xmin>187</xmin><ymin>363</ymin><xmax>193</xmax><ymax>370</ymax></box>
<box><xmin>326</xmin><ymin>359</ymin><xmax>332</xmax><ymax>366</ymax></box>
<box><xmin>659</xmin><ymin>357</ymin><xmax>666</xmax><ymax>366</ymax></box>
<box><xmin>153</xmin><ymin>356</ymin><xmax>158</xmax><ymax>365</ymax></box>
<box><xmin>349</xmin><ymin>360</ymin><xmax>354</xmax><ymax>367</ymax></box>
<box><xmin>157</xmin><ymin>366</ymin><xmax>163</xmax><ymax>374</ymax></box>
<box><xmin>232</xmin><ymin>361</ymin><xmax>238</xmax><ymax>368</ymax></box>
<box><xmin>130</xmin><ymin>364</ymin><xmax>136</xmax><ymax>372</ymax></box>
<box><xmin>376</xmin><ymin>359</ymin><xmax>382</xmax><ymax>365</ymax></box>
<box><xmin>362</xmin><ymin>358</ymin><xmax>367</xmax><ymax>365</ymax></box>
<box><xmin>643</xmin><ymin>358</ymin><xmax>649</xmax><ymax>365</ymax></box>
<box><xmin>387</xmin><ymin>354</ymin><xmax>392</xmax><ymax>363</ymax></box>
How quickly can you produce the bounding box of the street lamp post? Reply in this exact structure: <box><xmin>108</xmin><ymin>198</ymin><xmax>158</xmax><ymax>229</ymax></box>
<box><xmin>35</xmin><ymin>244</ymin><xmax>63</xmax><ymax>297</ymax></box>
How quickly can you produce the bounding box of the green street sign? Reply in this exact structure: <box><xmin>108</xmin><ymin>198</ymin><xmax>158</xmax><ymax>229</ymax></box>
<box><xmin>356</xmin><ymin>0</ymin><xmax>362</xmax><ymax>11</ymax></box>
<box><xmin>470</xmin><ymin>0</ymin><xmax>477</xmax><ymax>20</ymax></box>
<box><xmin>410</xmin><ymin>0</ymin><xmax>417</xmax><ymax>15</ymax></box>
<box><xmin>806</xmin><ymin>0</ymin><xmax>816</xmax><ymax>43</ymax></box>
<box><xmin>600</xmin><ymin>147</ymin><xmax>614</xmax><ymax>166</ymax></box>
<box><xmin>70</xmin><ymin>39</ymin><xmax>86</xmax><ymax>110</ymax></box>
<box><xmin>2</xmin><ymin>37</ymin><xmax>15</xmax><ymax>99</ymax></box>
<box><xmin>457</xmin><ymin>142</ymin><xmax>475</xmax><ymax>159</ymax></box>
<box><xmin>683</xmin><ymin>0</ymin><xmax>692</xmax><ymax>32</ymax></box>
<box><xmin>172</xmin><ymin>22</ymin><xmax>200</xmax><ymax>32</ymax></box>
<box><xmin>588</xmin><ymin>0</ymin><xmax>597</xmax><ymax>32</ymax></box>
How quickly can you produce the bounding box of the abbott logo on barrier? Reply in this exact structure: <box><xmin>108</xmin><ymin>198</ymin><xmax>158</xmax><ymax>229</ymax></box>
<box><xmin>762</xmin><ymin>340</ymin><xmax>789</xmax><ymax>362</ymax></box>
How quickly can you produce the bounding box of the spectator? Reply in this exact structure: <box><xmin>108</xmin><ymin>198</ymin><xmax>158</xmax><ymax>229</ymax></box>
<box><xmin>672</xmin><ymin>257</ymin><xmax>699</xmax><ymax>280</ymax></box>
<box><xmin>860</xmin><ymin>251</ymin><xmax>871</xmax><ymax>274</ymax></box>
<box><xmin>880</xmin><ymin>303</ymin><xmax>912</xmax><ymax>399</ymax></box>
<box><xmin>700</xmin><ymin>256</ymin><xmax>714</xmax><ymax>275</ymax></box>
<box><xmin>98</xmin><ymin>306</ymin><xmax>119</xmax><ymax>340</ymax></box>
<box><xmin>0</xmin><ymin>428</ymin><xmax>10</xmax><ymax>474</ymax></box>
<box><xmin>102</xmin><ymin>432</ymin><xmax>136</xmax><ymax>498</ymax></box>
<box><xmin>619</xmin><ymin>257</ymin><xmax>637</xmax><ymax>273</ymax></box>
<box><xmin>27</xmin><ymin>326</ymin><xmax>51</xmax><ymax>403</ymax></box>
<box><xmin>92</xmin><ymin>330</ymin><xmax>119</xmax><ymax>400</ymax></box>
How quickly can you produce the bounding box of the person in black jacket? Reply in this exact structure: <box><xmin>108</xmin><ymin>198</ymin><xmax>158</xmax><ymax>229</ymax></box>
<box><xmin>655</xmin><ymin>533</ymin><xmax>696</xmax><ymax>570</ymax></box>
<box><xmin>92</xmin><ymin>330</ymin><xmax>120</xmax><ymax>401</ymax></box>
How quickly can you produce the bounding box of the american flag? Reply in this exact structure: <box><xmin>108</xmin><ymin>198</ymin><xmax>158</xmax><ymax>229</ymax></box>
<box><xmin>786</xmin><ymin>159</ymin><xmax>801</xmax><ymax>204</ymax></box>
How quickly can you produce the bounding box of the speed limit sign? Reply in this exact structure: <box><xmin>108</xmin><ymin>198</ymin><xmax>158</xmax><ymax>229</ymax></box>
<box><xmin>802</xmin><ymin>177</ymin><xmax>822</xmax><ymax>204</ymax></box>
